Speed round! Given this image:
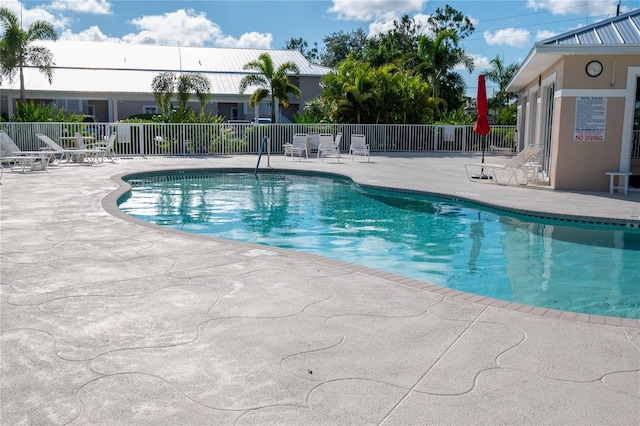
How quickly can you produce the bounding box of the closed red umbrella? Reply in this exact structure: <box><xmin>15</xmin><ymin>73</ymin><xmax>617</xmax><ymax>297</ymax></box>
<box><xmin>473</xmin><ymin>74</ymin><xmax>491</xmax><ymax>179</ymax></box>
<box><xmin>474</xmin><ymin>74</ymin><xmax>491</xmax><ymax>136</ymax></box>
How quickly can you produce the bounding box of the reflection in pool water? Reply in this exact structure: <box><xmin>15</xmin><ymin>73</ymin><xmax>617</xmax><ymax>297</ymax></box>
<box><xmin>119</xmin><ymin>171</ymin><xmax>640</xmax><ymax>319</ymax></box>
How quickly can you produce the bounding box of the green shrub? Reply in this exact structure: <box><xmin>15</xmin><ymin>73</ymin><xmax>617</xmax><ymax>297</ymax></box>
<box><xmin>436</xmin><ymin>107</ymin><xmax>474</xmax><ymax>125</ymax></box>
<box><xmin>10</xmin><ymin>101</ymin><xmax>82</xmax><ymax>122</ymax></box>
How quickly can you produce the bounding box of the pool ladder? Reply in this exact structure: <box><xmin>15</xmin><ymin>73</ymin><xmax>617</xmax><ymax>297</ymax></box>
<box><xmin>254</xmin><ymin>136</ymin><xmax>270</xmax><ymax>176</ymax></box>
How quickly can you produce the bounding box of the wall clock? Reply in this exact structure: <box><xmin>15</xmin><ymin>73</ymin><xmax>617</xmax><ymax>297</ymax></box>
<box><xmin>586</xmin><ymin>60</ymin><xmax>603</xmax><ymax>77</ymax></box>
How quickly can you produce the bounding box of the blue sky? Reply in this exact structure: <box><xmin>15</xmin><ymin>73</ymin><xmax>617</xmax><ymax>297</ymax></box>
<box><xmin>1</xmin><ymin>0</ymin><xmax>637</xmax><ymax>95</ymax></box>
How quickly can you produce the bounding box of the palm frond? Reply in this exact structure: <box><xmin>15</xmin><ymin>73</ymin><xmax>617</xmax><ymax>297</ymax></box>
<box><xmin>249</xmin><ymin>88</ymin><xmax>269</xmax><ymax>108</ymax></box>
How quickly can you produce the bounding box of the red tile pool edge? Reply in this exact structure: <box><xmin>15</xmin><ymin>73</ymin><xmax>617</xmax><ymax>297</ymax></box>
<box><xmin>310</xmin><ymin>251</ymin><xmax>640</xmax><ymax>328</ymax></box>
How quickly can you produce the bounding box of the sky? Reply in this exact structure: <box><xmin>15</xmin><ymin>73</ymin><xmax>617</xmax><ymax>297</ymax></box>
<box><xmin>1</xmin><ymin>0</ymin><xmax>637</xmax><ymax>96</ymax></box>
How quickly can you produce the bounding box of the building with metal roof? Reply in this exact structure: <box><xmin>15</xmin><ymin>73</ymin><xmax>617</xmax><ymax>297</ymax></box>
<box><xmin>0</xmin><ymin>41</ymin><xmax>332</xmax><ymax>122</ymax></box>
<box><xmin>507</xmin><ymin>8</ymin><xmax>640</xmax><ymax>192</ymax></box>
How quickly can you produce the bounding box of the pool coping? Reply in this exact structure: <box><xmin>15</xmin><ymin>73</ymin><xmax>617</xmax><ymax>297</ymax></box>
<box><xmin>102</xmin><ymin>167</ymin><xmax>640</xmax><ymax>328</ymax></box>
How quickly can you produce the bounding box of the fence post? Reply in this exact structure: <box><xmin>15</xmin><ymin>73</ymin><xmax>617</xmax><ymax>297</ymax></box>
<box><xmin>434</xmin><ymin>126</ymin><xmax>439</xmax><ymax>152</ymax></box>
<box><xmin>463</xmin><ymin>126</ymin><xmax>467</xmax><ymax>152</ymax></box>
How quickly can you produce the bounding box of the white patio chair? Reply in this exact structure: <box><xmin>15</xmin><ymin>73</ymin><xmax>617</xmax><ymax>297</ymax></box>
<box><xmin>86</xmin><ymin>132</ymin><xmax>117</xmax><ymax>162</ymax></box>
<box><xmin>306</xmin><ymin>133</ymin><xmax>320</xmax><ymax>153</ymax></box>
<box><xmin>283</xmin><ymin>133</ymin><xmax>308</xmax><ymax>161</ymax></box>
<box><xmin>333</xmin><ymin>133</ymin><xmax>342</xmax><ymax>150</ymax></box>
<box><xmin>75</xmin><ymin>133</ymin><xmax>105</xmax><ymax>163</ymax></box>
<box><xmin>349</xmin><ymin>134</ymin><xmax>370</xmax><ymax>162</ymax></box>
<box><xmin>317</xmin><ymin>133</ymin><xmax>340</xmax><ymax>162</ymax></box>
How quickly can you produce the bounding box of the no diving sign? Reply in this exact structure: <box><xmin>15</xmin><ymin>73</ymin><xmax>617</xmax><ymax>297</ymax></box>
<box><xmin>574</xmin><ymin>96</ymin><xmax>607</xmax><ymax>142</ymax></box>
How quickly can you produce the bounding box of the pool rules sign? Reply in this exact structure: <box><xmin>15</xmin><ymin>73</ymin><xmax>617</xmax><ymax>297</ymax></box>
<box><xmin>574</xmin><ymin>96</ymin><xmax>607</xmax><ymax>142</ymax></box>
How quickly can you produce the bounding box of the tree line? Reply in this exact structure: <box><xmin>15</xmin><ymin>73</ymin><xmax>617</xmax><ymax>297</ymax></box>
<box><xmin>1</xmin><ymin>5</ymin><xmax>519</xmax><ymax>125</ymax></box>
<box><xmin>287</xmin><ymin>6</ymin><xmax>518</xmax><ymax>124</ymax></box>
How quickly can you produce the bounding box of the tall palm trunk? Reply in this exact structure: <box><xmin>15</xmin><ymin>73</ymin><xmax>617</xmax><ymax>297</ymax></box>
<box><xmin>19</xmin><ymin>59</ymin><xmax>26</xmax><ymax>102</ymax></box>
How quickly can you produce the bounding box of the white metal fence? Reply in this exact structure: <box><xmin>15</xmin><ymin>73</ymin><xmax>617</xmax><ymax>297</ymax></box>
<box><xmin>1</xmin><ymin>122</ymin><xmax>522</xmax><ymax>156</ymax></box>
<box><xmin>4</xmin><ymin>122</ymin><xmax>639</xmax><ymax>159</ymax></box>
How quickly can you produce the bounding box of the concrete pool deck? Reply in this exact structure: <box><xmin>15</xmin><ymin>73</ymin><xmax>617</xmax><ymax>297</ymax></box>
<box><xmin>1</xmin><ymin>152</ymin><xmax>639</xmax><ymax>425</ymax></box>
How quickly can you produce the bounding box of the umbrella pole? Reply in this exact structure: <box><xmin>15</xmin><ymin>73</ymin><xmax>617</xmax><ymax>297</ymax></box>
<box><xmin>480</xmin><ymin>136</ymin><xmax>488</xmax><ymax>178</ymax></box>
<box><xmin>472</xmin><ymin>136</ymin><xmax>492</xmax><ymax>180</ymax></box>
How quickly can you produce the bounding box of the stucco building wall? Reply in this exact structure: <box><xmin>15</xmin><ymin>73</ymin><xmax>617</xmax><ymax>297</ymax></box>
<box><xmin>516</xmin><ymin>54</ymin><xmax>638</xmax><ymax>191</ymax></box>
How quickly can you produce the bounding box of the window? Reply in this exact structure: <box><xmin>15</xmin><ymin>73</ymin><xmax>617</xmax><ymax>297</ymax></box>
<box><xmin>54</xmin><ymin>99</ymin><xmax>82</xmax><ymax>112</ymax></box>
<box><xmin>143</xmin><ymin>105</ymin><xmax>159</xmax><ymax>114</ymax></box>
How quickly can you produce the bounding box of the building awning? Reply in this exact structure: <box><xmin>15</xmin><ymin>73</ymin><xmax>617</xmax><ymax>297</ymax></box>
<box><xmin>507</xmin><ymin>9</ymin><xmax>640</xmax><ymax>92</ymax></box>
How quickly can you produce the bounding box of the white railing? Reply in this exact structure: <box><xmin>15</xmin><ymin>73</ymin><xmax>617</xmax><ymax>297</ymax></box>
<box><xmin>2</xmin><ymin>122</ymin><xmax>520</xmax><ymax>156</ymax></box>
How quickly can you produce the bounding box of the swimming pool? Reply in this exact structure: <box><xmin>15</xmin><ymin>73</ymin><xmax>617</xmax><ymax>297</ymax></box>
<box><xmin>118</xmin><ymin>170</ymin><xmax>640</xmax><ymax>319</ymax></box>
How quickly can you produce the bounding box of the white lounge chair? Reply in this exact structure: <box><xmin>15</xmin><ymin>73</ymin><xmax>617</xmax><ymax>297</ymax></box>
<box><xmin>349</xmin><ymin>134</ymin><xmax>369</xmax><ymax>162</ymax></box>
<box><xmin>317</xmin><ymin>133</ymin><xmax>340</xmax><ymax>162</ymax></box>
<box><xmin>465</xmin><ymin>145</ymin><xmax>543</xmax><ymax>185</ymax></box>
<box><xmin>0</xmin><ymin>131</ymin><xmax>50</xmax><ymax>172</ymax></box>
<box><xmin>0</xmin><ymin>153</ymin><xmax>49</xmax><ymax>172</ymax></box>
<box><xmin>1</xmin><ymin>130</ymin><xmax>45</xmax><ymax>157</ymax></box>
<box><xmin>36</xmin><ymin>133</ymin><xmax>104</xmax><ymax>164</ymax></box>
<box><xmin>283</xmin><ymin>133</ymin><xmax>308</xmax><ymax>161</ymax></box>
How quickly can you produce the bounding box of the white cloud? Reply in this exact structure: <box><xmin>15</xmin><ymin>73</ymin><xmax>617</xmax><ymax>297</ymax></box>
<box><xmin>26</xmin><ymin>4</ymin><xmax>273</xmax><ymax>49</ymax></box>
<box><xmin>1</xmin><ymin>0</ymin><xmax>68</xmax><ymax>29</ymax></box>
<box><xmin>452</xmin><ymin>54</ymin><xmax>490</xmax><ymax>75</ymax></box>
<box><xmin>59</xmin><ymin>25</ymin><xmax>119</xmax><ymax>42</ymax></box>
<box><xmin>115</xmin><ymin>8</ymin><xmax>272</xmax><ymax>48</ymax></box>
<box><xmin>49</xmin><ymin>0</ymin><xmax>112</xmax><ymax>15</ymax></box>
<box><xmin>462</xmin><ymin>54</ymin><xmax>491</xmax><ymax>72</ymax></box>
<box><xmin>368</xmin><ymin>19</ymin><xmax>396</xmax><ymax>36</ymax></box>
<box><xmin>484</xmin><ymin>28</ymin><xmax>530</xmax><ymax>47</ymax></box>
<box><xmin>121</xmin><ymin>9</ymin><xmax>223</xmax><ymax>46</ymax></box>
<box><xmin>535</xmin><ymin>30</ymin><xmax>558</xmax><ymax>41</ymax></box>
<box><xmin>526</xmin><ymin>0</ymin><xmax>620</xmax><ymax>16</ymax></box>
<box><xmin>412</xmin><ymin>13</ymin><xmax>432</xmax><ymax>30</ymax></box>
<box><xmin>328</xmin><ymin>0</ymin><xmax>426</xmax><ymax>21</ymax></box>
<box><xmin>368</xmin><ymin>12</ymin><xmax>433</xmax><ymax>38</ymax></box>
<box><xmin>215</xmin><ymin>32</ymin><xmax>273</xmax><ymax>49</ymax></box>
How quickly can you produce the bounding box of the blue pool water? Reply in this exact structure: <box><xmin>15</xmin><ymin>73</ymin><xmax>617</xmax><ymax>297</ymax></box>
<box><xmin>119</xmin><ymin>171</ymin><xmax>640</xmax><ymax>319</ymax></box>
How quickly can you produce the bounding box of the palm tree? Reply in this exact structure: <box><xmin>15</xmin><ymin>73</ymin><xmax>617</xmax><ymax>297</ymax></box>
<box><xmin>238</xmin><ymin>53</ymin><xmax>301</xmax><ymax>123</ymax></box>
<box><xmin>0</xmin><ymin>6</ymin><xmax>58</xmax><ymax>102</ymax></box>
<box><xmin>320</xmin><ymin>57</ymin><xmax>378</xmax><ymax>124</ymax></box>
<box><xmin>484</xmin><ymin>55</ymin><xmax>519</xmax><ymax>124</ymax></box>
<box><xmin>416</xmin><ymin>29</ymin><xmax>474</xmax><ymax>100</ymax></box>
<box><xmin>151</xmin><ymin>71</ymin><xmax>212</xmax><ymax>120</ymax></box>
<box><xmin>321</xmin><ymin>57</ymin><xmax>439</xmax><ymax>124</ymax></box>
<box><xmin>176</xmin><ymin>73</ymin><xmax>212</xmax><ymax>116</ymax></box>
<box><xmin>151</xmin><ymin>71</ymin><xmax>176</xmax><ymax>118</ymax></box>
<box><xmin>342</xmin><ymin>61</ymin><xmax>376</xmax><ymax>124</ymax></box>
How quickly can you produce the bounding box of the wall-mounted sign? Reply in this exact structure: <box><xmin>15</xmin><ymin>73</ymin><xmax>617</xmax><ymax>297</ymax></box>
<box><xmin>574</xmin><ymin>96</ymin><xmax>607</xmax><ymax>142</ymax></box>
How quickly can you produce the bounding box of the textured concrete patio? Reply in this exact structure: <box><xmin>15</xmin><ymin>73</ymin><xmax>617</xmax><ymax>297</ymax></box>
<box><xmin>1</xmin><ymin>153</ymin><xmax>639</xmax><ymax>425</ymax></box>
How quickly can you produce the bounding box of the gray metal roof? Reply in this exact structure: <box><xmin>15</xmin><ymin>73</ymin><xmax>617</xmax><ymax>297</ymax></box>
<box><xmin>38</xmin><ymin>40</ymin><xmax>331</xmax><ymax>76</ymax></box>
<box><xmin>540</xmin><ymin>8</ymin><xmax>640</xmax><ymax>45</ymax></box>
<box><xmin>507</xmin><ymin>8</ymin><xmax>640</xmax><ymax>92</ymax></box>
<box><xmin>0</xmin><ymin>40</ymin><xmax>331</xmax><ymax>98</ymax></box>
